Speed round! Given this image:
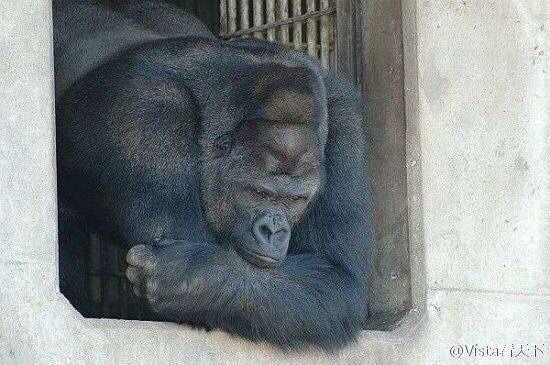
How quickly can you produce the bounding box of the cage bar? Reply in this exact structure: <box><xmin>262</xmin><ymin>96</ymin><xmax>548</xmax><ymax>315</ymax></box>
<box><xmin>89</xmin><ymin>232</ymin><xmax>101</xmax><ymax>317</ymax></box>
<box><xmin>220</xmin><ymin>0</ymin><xmax>228</xmax><ymax>34</ymax></box>
<box><xmin>266</xmin><ymin>0</ymin><xmax>276</xmax><ymax>41</ymax></box>
<box><xmin>99</xmin><ymin>234</ymin><xmax>110</xmax><ymax>316</ymax></box>
<box><xmin>252</xmin><ymin>0</ymin><xmax>264</xmax><ymax>38</ymax></box>
<box><xmin>278</xmin><ymin>0</ymin><xmax>289</xmax><ymax>43</ymax></box>
<box><xmin>221</xmin><ymin>8</ymin><xmax>333</xmax><ymax>38</ymax></box>
<box><xmin>228</xmin><ymin>0</ymin><xmax>238</xmax><ymax>32</ymax></box>
<box><xmin>291</xmin><ymin>0</ymin><xmax>302</xmax><ymax>50</ymax></box>
<box><xmin>240</xmin><ymin>0</ymin><xmax>250</xmax><ymax>35</ymax></box>
<box><xmin>320</xmin><ymin>0</ymin><xmax>330</xmax><ymax>67</ymax></box>
<box><xmin>306</xmin><ymin>0</ymin><xmax>317</xmax><ymax>57</ymax></box>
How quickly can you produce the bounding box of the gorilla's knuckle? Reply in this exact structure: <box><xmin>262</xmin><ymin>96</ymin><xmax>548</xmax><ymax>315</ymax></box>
<box><xmin>132</xmin><ymin>284</ymin><xmax>142</xmax><ymax>298</ymax></box>
<box><xmin>146</xmin><ymin>278</ymin><xmax>159</xmax><ymax>295</ymax></box>
<box><xmin>125</xmin><ymin>266</ymin><xmax>140</xmax><ymax>282</ymax></box>
<box><xmin>146</xmin><ymin>289</ymin><xmax>162</xmax><ymax>309</ymax></box>
<box><xmin>126</xmin><ymin>244</ymin><xmax>152</xmax><ymax>264</ymax></box>
<box><xmin>148</xmin><ymin>300</ymin><xmax>165</xmax><ymax>315</ymax></box>
<box><xmin>143</xmin><ymin>258</ymin><xmax>158</xmax><ymax>273</ymax></box>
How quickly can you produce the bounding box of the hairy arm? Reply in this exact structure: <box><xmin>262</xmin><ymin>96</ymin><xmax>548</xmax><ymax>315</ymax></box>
<box><xmin>126</xmin><ymin>241</ymin><xmax>364</xmax><ymax>351</ymax></box>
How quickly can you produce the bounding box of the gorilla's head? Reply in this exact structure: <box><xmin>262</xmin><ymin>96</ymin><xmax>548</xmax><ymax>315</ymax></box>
<box><xmin>200</xmin><ymin>63</ymin><xmax>328</xmax><ymax>268</ymax></box>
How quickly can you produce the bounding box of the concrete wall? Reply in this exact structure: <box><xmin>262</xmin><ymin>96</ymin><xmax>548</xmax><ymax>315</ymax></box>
<box><xmin>1</xmin><ymin>0</ymin><xmax>549</xmax><ymax>364</ymax></box>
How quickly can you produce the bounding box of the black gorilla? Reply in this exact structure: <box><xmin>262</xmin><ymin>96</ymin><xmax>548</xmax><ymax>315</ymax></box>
<box><xmin>54</xmin><ymin>0</ymin><xmax>373</xmax><ymax>351</ymax></box>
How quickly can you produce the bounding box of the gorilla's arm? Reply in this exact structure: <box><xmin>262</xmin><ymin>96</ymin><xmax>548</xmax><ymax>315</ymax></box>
<box><xmin>126</xmin><ymin>73</ymin><xmax>372</xmax><ymax>351</ymax></box>
<box><xmin>56</xmin><ymin>53</ymin><xmax>216</xmax><ymax>246</ymax></box>
<box><xmin>127</xmin><ymin>241</ymin><xmax>364</xmax><ymax>351</ymax></box>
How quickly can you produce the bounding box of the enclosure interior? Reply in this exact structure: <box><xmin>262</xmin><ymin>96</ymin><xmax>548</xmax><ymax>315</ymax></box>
<box><xmin>56</xmin><ymin>0</ymin><xmax>411</xmax><ymax>330</ymax></box>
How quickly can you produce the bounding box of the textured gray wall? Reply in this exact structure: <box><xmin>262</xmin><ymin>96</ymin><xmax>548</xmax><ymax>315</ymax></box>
<box><xmin>1</xmin><ymin>0</ymin><xmax>549</xmax><ymax>364</ymax></box>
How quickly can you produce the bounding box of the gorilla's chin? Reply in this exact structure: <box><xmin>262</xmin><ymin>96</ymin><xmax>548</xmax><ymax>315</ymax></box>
<box><xmin>235</xmin><ymin>246</ymin><xmax>283</xmax><ymax>268</ymax></box>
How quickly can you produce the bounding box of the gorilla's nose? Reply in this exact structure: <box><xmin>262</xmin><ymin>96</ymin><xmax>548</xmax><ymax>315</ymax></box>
<box><xmin>253</xmin><ymin>213</ymin><xmax>290</xmax><ymax>247</ymax></box>
<box><xmin>240</xmin><ymin>212</ymin><xmax>290</xmax><ymax>268</ymax></box>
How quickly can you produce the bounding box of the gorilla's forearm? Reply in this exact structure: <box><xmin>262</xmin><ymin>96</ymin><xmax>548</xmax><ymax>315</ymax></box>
<box><xmin>126</xmin><ymin>242</ymin><xmax>365</xmax><ymax>351</ymax></box>
<box><xmin>196</xmin><ymin>254</ymin><xmax>364</xmax><ymax>351</ymax></box>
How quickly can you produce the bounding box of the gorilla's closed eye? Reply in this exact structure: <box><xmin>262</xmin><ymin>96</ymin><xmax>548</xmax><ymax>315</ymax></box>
<box><xmin>288</xmin><ymin>195</ymin><xmax>309</xmax><ymax>202</ymax></box>
<box><xmin>247</xmin><ymin>186</ymin><xmax>308</xmax><ymax>203</ymax></box>
<box><xmin>248</xmin><ymin>187</ymin><xmax>271</xmax><ymax>199</ymax></box>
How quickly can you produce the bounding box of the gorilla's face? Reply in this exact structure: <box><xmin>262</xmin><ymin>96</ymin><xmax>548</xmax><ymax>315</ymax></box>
<box><xmin>201</xmin><ymin>118</ymin><xmax>323</xmax><ymax>268</ymax></box>
<box><xmin>200</xmin><ymin>67</ymin><xmax>327</xmax><ymax>268</ymax></box>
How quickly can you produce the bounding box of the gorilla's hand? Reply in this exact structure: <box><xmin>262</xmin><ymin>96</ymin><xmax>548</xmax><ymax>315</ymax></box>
<box><xmin>125</xmin><ymin>241</ymin><xmax>241</xmax><ymax>321</ymax></box>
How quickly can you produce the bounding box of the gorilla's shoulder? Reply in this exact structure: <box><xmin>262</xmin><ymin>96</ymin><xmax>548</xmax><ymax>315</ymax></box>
<box><xmin>53</xmin><ymin>0</ymin><xmax>215</xmax><ymax>96</ymax></box>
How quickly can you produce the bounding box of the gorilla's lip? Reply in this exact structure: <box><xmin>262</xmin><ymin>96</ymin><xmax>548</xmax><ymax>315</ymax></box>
<box><xmin>235</xmin><ymin>246</ymin><xmax>282</xmax><ymax>268</ymax></box>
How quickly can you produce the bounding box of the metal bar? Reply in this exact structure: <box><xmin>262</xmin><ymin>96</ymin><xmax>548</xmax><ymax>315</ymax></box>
<box><xmin>240</xmin><ymin>0</ymin><xmax>250</xmax><ymax>36</ymax></box>
<box><xmin>107</xmin><ymin>244</ymin><xmax>120</xmax><ymax>317</ymax></box>
<box><xmin>221</xmin><ymin>7</ymin><xmax>335</xmax><ymax>39</ymax></box>
<box><xmin>266</xmin><ymin>0</ymin><xmax>276</xmax><ymax>41</ymax></box>
<box><xmin>117</xmin><ymin>246</ymin><xmax>128</xmax><ymax>319</ymax></box>
<box><xmin>252</xmin><ymin>0</ymin><xmax>264</xmax><ymax>39</ymax></box>
<box><xmin>220</xmin><ymin>0</ymin><xmax>228</xmax><ymax>34</ymax></box>
<box><xmin>99</xmin><ymin>234</ymin><xmax>110</xmax><ymax>317</ymax></box>
<box><xmin>335</xmin><ymin>0</ymin><xmax>355</xmax><ymax>81</ymax></box>
<box><xmin>306</xmin><ymin>0</ymin><xmax>317</xmax><ymax>57</ymax></box>
<box><xmin>291</xmin><ymin>0</ymin><xmax>302</xmax><ymax>50</ymax></box>
<box><xmin>278</xmin><ymin>0</ymin><xmax>289</xmax><ymax>44</ymax></box>
<box><xmin>89</xmin><ymin>232</ymin><xmax>101</xmax><ymax>316</ymax></box>
<box><xmin>320</xmin><ymin>0</ymin><xmax>330</xmax><ymax>67</ymax></box>
<box><xmin>329</xmin><ymin>1</ymin><xmax>336</xmax><ymax>71</ymax></box>
<box><xmin>228</xmin><ymin>0</ymin><xmax>238</xmax><ymax>32</ymax></box>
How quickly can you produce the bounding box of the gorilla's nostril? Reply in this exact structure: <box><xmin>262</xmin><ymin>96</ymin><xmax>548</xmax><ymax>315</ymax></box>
<box><xmin>259</xmin><ymin>224</ymin><xmax>271</xmax><ymax>239</ymax></box>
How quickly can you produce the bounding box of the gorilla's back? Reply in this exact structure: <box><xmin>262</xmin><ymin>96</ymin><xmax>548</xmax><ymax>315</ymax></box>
<box><xmin>53</xmin><ymin>0</ymin><xmax>215</xmax><ymax>97</ymax></box>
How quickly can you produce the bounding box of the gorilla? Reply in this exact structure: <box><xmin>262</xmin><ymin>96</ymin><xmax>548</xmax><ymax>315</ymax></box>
<box><xmin>54</xmin><ymin>0</ymin><xmax>373</xmax><ymax>351</ymax></box>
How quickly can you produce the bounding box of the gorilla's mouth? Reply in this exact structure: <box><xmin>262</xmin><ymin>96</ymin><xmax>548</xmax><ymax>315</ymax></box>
<box><xmin>235</xmin><ymin>246</ymin><xmax>282</xmax><ymax>268</ymax></box>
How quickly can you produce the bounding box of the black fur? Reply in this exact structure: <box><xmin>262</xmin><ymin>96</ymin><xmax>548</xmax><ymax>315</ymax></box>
<box><xmin>55</xmin><ymin>0</ymin><xmax>373</xmax><ymax>351</ymax></box>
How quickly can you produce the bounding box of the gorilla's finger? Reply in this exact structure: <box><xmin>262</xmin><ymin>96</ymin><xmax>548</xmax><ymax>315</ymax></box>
<box><xmin>126</xmin><ymin>244</ymin><xmax>154</xmax><ymax>268</ymax></box>
<box><xmin>133</xmin><ymin>284</ymin><xmax>143</xmax><ymax>298</ymax></box>
<box><xmin>126</xmin><ymin>265</ymin><xmax>145</xmax><ymax>298</ymax></box>
<box><xmin>125</xmin><ymin>265</ymin><xmax>142</xmax><ymax>283</ymax></box>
